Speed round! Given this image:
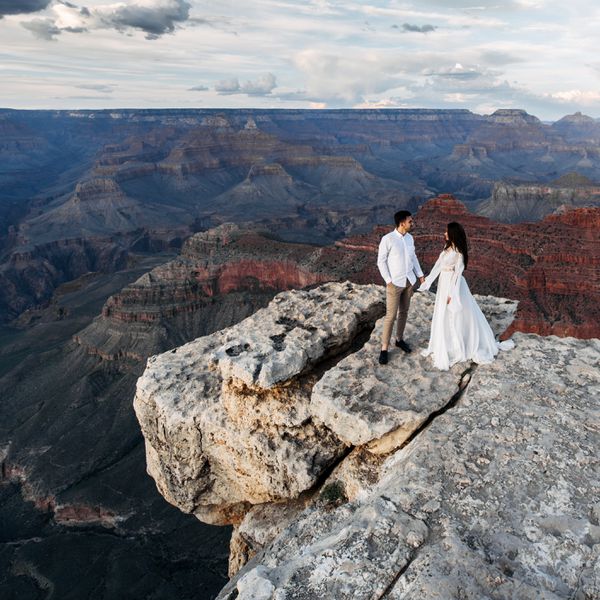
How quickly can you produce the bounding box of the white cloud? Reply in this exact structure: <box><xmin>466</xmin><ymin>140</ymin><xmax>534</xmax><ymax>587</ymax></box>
<box><xmin>2</xmin><ymin>0</ymin><xmax>600</xmax><ymax>119</ymax></box>
<box><xmin>215</xmin><ymin>77</ymin><xmax>240</xmax><ymax>94</ymax></box>
<box><xmin>550</xmin><ymin>90</ymin><xmax>600</xmax><ymax>104</ymax></box>
<box><xmin>215</xmin><ymin>73</ymin><xmax>276</xmax><ymax>96</ymax></box>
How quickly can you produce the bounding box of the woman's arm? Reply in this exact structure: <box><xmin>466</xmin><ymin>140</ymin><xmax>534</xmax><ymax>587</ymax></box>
<box><xmin>419</xmin><ymin>252</ymin><xmax>443</xmax><ymax>291</ymax></box>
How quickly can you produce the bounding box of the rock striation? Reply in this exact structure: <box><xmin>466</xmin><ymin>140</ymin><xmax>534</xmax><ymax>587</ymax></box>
<box><xmin>5</xmin><ymin>107</ymin><xmax>600</xmax><ymax>323</ymax></box>
<box><xmin>478</xmin><ymin>178</ymin><xmax>600</xmax><ymax>222</ymax></box>
<box><xmin>135</xmin><ymin>282</ymin><xmax>599</xmax><ymax>599</ymax></box>
<box><xmin>77</xmin><ymin>193</ymin><xmax>598</xmax><ymax>365</ymax></box>
<box><xmin>410</xmin><ymin>194</ymin><xmax>600</xmax><ymax>339</ymax></box>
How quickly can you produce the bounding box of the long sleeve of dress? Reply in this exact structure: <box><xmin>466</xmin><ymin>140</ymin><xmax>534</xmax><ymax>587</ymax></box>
<box><xmin>377</xmin><ymin>236</ymin><xmax>392</xmax><ymax>284</ymax></box>
<box><xmin>448</xmin><ymin>253</ymin><xmax>464</xmax><ymax>313</ymax></box>
<box><xmin>419</xmin><ymin>252</ymin><xmax>443</xmax><ymax>291</ymax></box>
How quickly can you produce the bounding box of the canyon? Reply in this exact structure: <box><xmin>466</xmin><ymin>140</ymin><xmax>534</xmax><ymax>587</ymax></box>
<box><xmin>1</xmin><ymin>108</ymin><xmax>599</xmax><ymax>599</ymax></box>
<box><xmin>3</xmin><ymin>108</ymin><xmax>600</xmax><ymax>322</ymax></box>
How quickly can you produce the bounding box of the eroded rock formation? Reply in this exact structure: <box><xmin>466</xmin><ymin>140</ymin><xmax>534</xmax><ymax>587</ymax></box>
<box><xmin>83</xmin><ymin>195</ymin><xmax>599</xmax><ymax>362</ymax></box>
<box><xmin>478</xmin><ymin>178</ymin><xmax>600</xmax><ymax>222</ymax></box>
<box><xmin>409</xmin><ymin>194</ymin><xmax>600</xmax><ymax>339</ymax></box>
<box><xmin>134</xmin><ymin>282</ymin><xmax>385</xmax><ymax>524</ymax></box>
<box><xmin>135</xmin><ymin>282</ymin><xmax>599</xmax><ymax>598</ymax></box>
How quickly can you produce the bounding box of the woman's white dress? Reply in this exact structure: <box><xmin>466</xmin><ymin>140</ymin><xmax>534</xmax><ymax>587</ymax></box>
<box><xmin>419</xmin><ymin>248</ymin><xmax>513</xmax><ymax>371</ymax></box>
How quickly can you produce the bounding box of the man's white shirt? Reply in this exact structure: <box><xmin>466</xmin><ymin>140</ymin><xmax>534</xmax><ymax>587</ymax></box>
<box><xmin>377</xmin><ymin>230</ymin><xmax>423</xmax><ymax>287</ymax></box>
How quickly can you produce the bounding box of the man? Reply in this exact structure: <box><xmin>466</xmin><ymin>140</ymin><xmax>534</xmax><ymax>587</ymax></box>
<box><xmin>377</xmin><ymin>210</ymin><xmax>425</xmax><ymax>365</ymax></box>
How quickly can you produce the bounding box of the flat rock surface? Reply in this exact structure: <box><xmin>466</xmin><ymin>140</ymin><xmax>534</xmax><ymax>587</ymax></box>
<box><xmin>311</xmin><ymin>291</ymin><xmax>518</xmax><ymax>452</ymax></box>
<box><xmin>219</xmin><ymin>332</ymin><xmax>600</xmax><ymax>599</ymax></box>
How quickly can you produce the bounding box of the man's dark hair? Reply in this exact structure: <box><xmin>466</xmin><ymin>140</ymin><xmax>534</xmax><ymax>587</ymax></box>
<box><xmin>394</xmin><ymin>210</ymin><xmax>412</xmax><ymax>227</ymax></box>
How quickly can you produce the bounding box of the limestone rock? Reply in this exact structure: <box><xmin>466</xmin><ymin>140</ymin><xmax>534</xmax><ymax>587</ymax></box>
<box><xmin>311</xmin><ymin>292</ymin><xmax>517</xmax><ymax>453</ymax></box>
<box><xmin>218</xmin><ymin>333</ymin><xmax>600</xmax><ymax>599</ymax></box>
<box><xmin>134</xmin><ymin>282</ymin><xmax>385</xmax><ymax>524</ymax></box>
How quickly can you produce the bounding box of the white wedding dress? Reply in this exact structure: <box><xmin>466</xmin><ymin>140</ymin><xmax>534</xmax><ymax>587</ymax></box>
<box><xmin>419</xmin><ymin>247</ymin><xmax>514</xmax><ymax>371</ymax></box>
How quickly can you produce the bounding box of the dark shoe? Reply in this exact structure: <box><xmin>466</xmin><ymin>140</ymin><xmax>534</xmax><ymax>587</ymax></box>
<box><xmin>395</xmin><ymin>339</ymin><xmax>412</xmax><ymax>353</ymax></box>
<box><xmin>378</xmin><ymin>350</ymin><xmax>388</xmax><ymax>365</ymax></box>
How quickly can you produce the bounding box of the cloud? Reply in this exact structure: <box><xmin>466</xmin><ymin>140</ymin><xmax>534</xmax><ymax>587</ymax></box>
<box><xmin>550</xmin><ymin>90</ymin><xmax>600</xmax><ymax>104</ymax></box>
<box><xmin>424</xmin><ymin>63</ymin><xmax>489</xmax><ymax>80</ymax></box>
<box><xmin>215</xmin><ymin>77</ymin><xmax>240</xmax><ymax>94</ymax></box>
<box><xmin>96</xmin><ymin>0</ymin><xmax>191</xmax><ymax>39</ymax></box>
<box><xmin>76</xmin><ymin>83</ymin><xmax>114</xmax><ymax>93</ymax></box>
<box><xmin>0</xmin><ymin>0</ymin><xmax>51</xmax><ymax>17</ymax></box>
<box><xmin>21</xmin><ymin>18</ymin><xmax>61</xmax><ymax>39</ymax></box>
<box><xmin>479</xmin><ymin>50</ymin><xmax>524</xmax><ymax>66</ymax></box>
<box><xmin>215</xmin><ymin>73</ymin><xmax>277</xmax><ymax>96</ymax></box>
<box><xmin>400</xmin><ymin>23</ymin><xmax>436</xmax><ymax>33</ymax></box>
<box><xmin>240</xmin><ymin>73</ymin><xmax>276</xmax><ymax>95</ymax></box>
<box><xmin>19</xmin><ymin>0</ymin><xmax>192</xmax><ymax>40</ymax></box>
<box><xmin>353</xmin><ymin>97</ymin><xmax>412</xmax><ymax>108</ymax></box>
<box><xmin>189</xmin><ymin>84</ymin><xmax>209</xmax><ymax>91</ymax></box>
<box><xmin>291</xmin><ymin>49</ymin><xmax>407</xmax><ymax>105</ymax></box>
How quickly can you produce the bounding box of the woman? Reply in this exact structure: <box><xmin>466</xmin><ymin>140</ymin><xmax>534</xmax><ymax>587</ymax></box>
<box><xmin>418</xmin><ymin>222</ymin><xmax>513</xmax><ymax>370</ymax></box>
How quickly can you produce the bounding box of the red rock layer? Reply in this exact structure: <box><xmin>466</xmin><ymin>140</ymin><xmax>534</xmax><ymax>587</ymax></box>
<box><xmin>87</xmin><ymin>197</ymin><xmax>598</xmax><ymax>359</ymax></box>
<box><xmin>405</xmin><ymin>195</ymin><xmax>600</xmax><ymax>338</ymax></box>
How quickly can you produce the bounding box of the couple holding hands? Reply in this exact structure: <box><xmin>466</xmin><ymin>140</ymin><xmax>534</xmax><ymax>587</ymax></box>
<box><xmin>377</xmin><ymin>210</ymin><xmax>513</xmax><ymax>370</ymax></box>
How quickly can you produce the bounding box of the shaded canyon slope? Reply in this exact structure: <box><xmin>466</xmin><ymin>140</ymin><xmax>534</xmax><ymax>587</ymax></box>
<box><xmin>133</xmin><ymin>282</ymin><xmax>600</xmax><ymax>599</ymax></box>
<box><xmin>3</xmin><ymin>107</ymin><xmax>600</xmax><ymax>322</ymax></box>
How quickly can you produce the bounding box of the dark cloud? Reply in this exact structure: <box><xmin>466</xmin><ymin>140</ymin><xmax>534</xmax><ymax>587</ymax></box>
<box><xmin>21</xmin><ymin>18</ymin><xmax>61</xmax><ymax>40</ymax></box>
<box><xmin>189</xmin><ymin>85</ymin><xmax>209</xmax><ymax>91</ymax></box>
<box><xmin>0</xmin><ymin>0</ymin><xmax>51</xmax><ymax>17</ymax></box>
<box><xmin>425</xmin><ymin>65</ymin><xmax>488</xmax><ymax>80</ymax></box>
<box><xmin>99</xmin><ymin>0</ymin><xmax>191</xmax><ymax>39</ymax></box>
<box><xmin>401</xmin><ymin>23</ymin><xmax>436</xmax><ymax>33</ymax></box>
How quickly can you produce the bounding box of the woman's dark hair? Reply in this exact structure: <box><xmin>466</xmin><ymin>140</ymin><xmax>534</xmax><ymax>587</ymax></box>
<box><xmin>445</xmin><ymin>221</ymin><xmax>469</xmax><ymax>269</ymax></box>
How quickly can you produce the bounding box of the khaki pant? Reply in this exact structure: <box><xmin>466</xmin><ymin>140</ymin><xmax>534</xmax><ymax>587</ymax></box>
<box><xmin>382</xmin><ymin>282</ymin><xmax>413</xmax><ymax>349</ymax></box>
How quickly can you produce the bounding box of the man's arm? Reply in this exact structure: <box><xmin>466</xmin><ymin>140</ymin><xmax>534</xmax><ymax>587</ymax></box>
<box><xmin>409</xmin><ymin>236</ymin><xmax>425</xmax><ymax>282</ymax></box>
<box><xmin>377</xmin><ymin>235</ymin><xmax>392</xmax><ymax>284</ymax></box>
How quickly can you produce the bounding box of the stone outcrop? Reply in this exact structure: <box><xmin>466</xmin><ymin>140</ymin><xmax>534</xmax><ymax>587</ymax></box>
<box><xmin>311</xmin><ymin>292</ymin><xmax>517</xmax><ymax>454</ymax></box>
<box><xmin>218</xmin><ymin>332</ymin><xmax>599</xmax><ymax>600</ymax></box>
<box><xmin>135</xmin><ymin>281</ymin><xmax>599</xmax><ymax>599</ymax></box>
<box><xmin>134</xmin><ymin>282</ymin><xmax>385</xmax><ymax>524</ymax></box>
<box><xmin>73</xmin><ymin>224</ymin><xmax>340</xmax><ymax>360</ymax></box>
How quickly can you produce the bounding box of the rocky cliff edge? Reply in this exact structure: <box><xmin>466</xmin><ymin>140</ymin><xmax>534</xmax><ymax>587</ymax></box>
<box><xmin>134</xmin><ymin>282</ymin><xmax>600</xmax><ymax>599</ymax></box>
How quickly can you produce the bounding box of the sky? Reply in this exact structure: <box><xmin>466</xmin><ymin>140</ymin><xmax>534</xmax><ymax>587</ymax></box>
<box><xmin>1</xmin><ymin>0</ymin><xmax>599</xmax><ymax>120</ymax></box>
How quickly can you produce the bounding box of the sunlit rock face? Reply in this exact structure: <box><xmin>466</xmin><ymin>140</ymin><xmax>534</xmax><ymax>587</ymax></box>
<box><xmin>134</xmin><ymin>282</ymin><xmax>386</xmax><ymax>525</ymax></box>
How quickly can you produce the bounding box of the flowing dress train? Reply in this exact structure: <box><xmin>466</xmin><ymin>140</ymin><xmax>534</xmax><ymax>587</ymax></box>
<box><xmin>419</xmin><ymin>248</ymin><xmax>514</xmax><ymax>371</ymax></box>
